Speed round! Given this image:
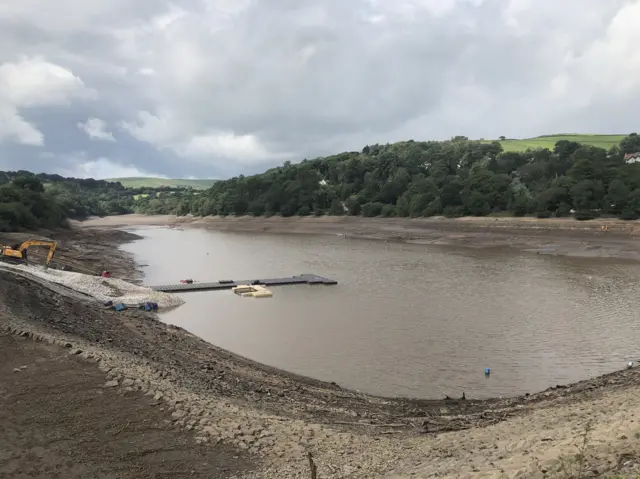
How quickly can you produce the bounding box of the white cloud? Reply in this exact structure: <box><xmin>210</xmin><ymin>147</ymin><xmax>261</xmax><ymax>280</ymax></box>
<box><xmin>58</xmin><ymin>156</ymin><xmax>166</xmax><ymax>179</ymax></box>
<box><xmin>0</xmin><ymin>104</ymin><xmax>45</xmax><ymax>146</ymax></box>
<box><xmin>0</xmin><ymin>56</ymin><xmax>92</xmax><ymax>106</ymax></box>
<box><xmin>181</xmin><ymin>132</ymin><xmax>285</xmax><ymax>163</ymax></box>
<box><xmin>121</xmin><ymin>110</ymin><xmax>287</xmax><ymax>163</ymax></box>
<box><xmin>0</xmin><ymin>1</ymin><xmax>160</xmax><ymax>35</ymax></box>
<box><xmin>0</xmin><ymin>56</ymin><xmax>94</xmax><ymax>146</ymax></box>
<box><xmin>119</xmin><ymin>110</ymin><xmax>179</xmax><ymax>146</ymax></box>
<box><xmin>137</xmin><ymin>67</ymin><xmax>156</xmax><ymax>76</ymax></box>
<box><xmin>367</xmin><ymin>0</ymin><xmax>484</xmax><ymax>20</ymax></box>
<box><xmin>567</xmin><ymin>1</ymin><xmax>640</xmax><ymax>97</ymax></box>
<box><xmin>77</xmin><ymin>117</ymin><xmax>115</xmax><ymax>141</ymax></box>
<box><xmin>75</xmin><ymin>158</ymin><xmax>163</xmax><ymax>179</ymax></box>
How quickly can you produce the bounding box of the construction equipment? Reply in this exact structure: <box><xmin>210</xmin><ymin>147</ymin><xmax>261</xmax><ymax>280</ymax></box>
<box><xmin>0</xmin><ymin>240</ymin><xmax>57</xmax><ymax>267</ymax></box>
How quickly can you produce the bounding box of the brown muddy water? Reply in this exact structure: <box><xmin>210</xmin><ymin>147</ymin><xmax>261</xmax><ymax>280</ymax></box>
<box><xmin>120</xmin><ymin>226</ymin><xmax>640</xmax><ymax>400</ymax></box>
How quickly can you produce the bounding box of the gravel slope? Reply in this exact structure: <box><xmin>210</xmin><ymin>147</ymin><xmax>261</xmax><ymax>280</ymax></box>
<box><xmin>0</xmin><ymin>263</ymin><xmax>183</xmax><ymax>308</ymax></box>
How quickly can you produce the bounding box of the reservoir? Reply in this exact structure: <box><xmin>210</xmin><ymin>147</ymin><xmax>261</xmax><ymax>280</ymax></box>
<box><xmin>121</xmin><ymin>226</ymin><xmax>640</xmax><ymax>399</ymax></box>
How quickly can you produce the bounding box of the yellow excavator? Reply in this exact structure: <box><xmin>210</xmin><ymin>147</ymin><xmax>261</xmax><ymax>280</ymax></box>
<box><xmin>0</xmin><ymin>240</ymin><xmax>57</xmax><ymax>267</ymax></box>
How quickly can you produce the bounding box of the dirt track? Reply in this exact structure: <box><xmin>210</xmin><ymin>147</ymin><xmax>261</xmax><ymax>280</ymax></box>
<box><xmin>2</xmin><ymin>222</ymin><xmax>640</xmax><ymax>477</ymax></box>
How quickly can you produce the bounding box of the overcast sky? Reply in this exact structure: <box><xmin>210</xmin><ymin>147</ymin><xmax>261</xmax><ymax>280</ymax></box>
<box><xmin>0</xmin><ymin>0</ymin><xmax>638</xmax><ymax>180</ymax></box>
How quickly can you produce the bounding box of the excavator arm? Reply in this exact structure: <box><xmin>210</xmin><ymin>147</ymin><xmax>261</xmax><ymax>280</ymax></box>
<box><xmin>19</xmin><ymin>240</ymin><xmax>57</xmax><ymax>265</ymax></box>
<box><xmin>1</xmin><ymin>240</ymin><xmax>57</xmax><ymax>266</ymax></box>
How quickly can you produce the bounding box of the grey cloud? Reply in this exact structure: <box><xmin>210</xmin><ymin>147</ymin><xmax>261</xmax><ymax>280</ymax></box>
<box><xmin>0</xmin><ymin>0</ymin><xmax>639</xmax><ymax>179</ymax></box>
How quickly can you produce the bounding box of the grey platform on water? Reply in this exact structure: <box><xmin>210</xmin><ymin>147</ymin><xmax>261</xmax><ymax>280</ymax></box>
<box><xmin>150</xmin><ymin>274</ymin><xmax>338</xmax><ymax>293</ymax></box>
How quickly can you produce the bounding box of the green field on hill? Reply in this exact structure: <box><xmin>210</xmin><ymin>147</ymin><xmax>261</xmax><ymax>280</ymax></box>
<box><xmin>107</xmin><ymin>177</ymin><xmax>217</xmax><ymax>189</ymax></box>
<box><xmin>481</xmin><ymin>134</ymin><xmax>626</xmax><ymax>152</ymax></box>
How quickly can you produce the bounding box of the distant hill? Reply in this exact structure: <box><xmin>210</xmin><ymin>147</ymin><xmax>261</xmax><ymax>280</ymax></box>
<box><xmin>481</xmin><ymin>134</ymin><xmax>626</xmax><ymax>152</ymax></box>
<box><xmin>106</xmin><ymin>177</ymin><xmax>217</xmax><ymax>189</ymax></box>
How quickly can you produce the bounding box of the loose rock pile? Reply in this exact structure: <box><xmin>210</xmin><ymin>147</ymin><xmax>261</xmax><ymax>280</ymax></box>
<box><xmin>0</xmin><ymin>263</ymin><xmax>183</xmax><ymax>308</ymax></box>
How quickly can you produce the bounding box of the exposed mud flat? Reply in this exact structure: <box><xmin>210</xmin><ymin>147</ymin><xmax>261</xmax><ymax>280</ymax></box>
<box><xmin>80</xmin><ymin>214</ymin><xmax>640</xmax><ymax>261</ymax></box>
<box><xmin>2</xmin><ymin>225</ymin><xmax>640</xmax><ymax>477</ymax></box>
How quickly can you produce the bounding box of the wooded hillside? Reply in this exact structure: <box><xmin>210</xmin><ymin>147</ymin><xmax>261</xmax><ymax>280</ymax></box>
<box><xmin>184</xmin><ymin>133</ymin><xmax>640</xmax><ymax>221</ymax></box>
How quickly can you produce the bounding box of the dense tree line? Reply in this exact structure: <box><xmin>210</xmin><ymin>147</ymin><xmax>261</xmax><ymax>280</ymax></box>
<box><xmin>0</xmin><ymin>171</ymin><xmax>197</xmax><ymax>231</ymax></box>
<box><xmin>179</xmin><ymin>133</ymin><xmax>640</xmax><ymax>221</ymax></box>
<box><xmin>3</xmin><ymin>133</ymin><xmax>640</xmax><ymax>231</ymax></box>
<box><xmin>0</xmin><ymin>175</ymin><xmax>68</xmax><ymax>231</ymax></box>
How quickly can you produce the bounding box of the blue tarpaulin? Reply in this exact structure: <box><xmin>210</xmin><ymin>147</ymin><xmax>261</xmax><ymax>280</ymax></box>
<box><xmin>138</xmin><ymin>302</ymin><xmax>158</xmax><ymax>311</ymax></box>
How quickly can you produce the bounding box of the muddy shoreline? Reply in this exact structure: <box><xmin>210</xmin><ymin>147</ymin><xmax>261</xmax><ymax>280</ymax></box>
<box><xmin>3</xmin><ymin>223</ymin><xmax>640</xmax><ymax>476</ymax></box>
<box><xmin>80</xmin><ymin>214</ymin><xmax>640</xmax><ymax>261</ymax></box>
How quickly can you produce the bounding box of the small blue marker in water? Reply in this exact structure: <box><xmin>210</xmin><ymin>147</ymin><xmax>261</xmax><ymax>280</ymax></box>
<box><xmin>484</xmin><ymin>368</ymin><xmax>491</xmax><ymax>376</ymax></box>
